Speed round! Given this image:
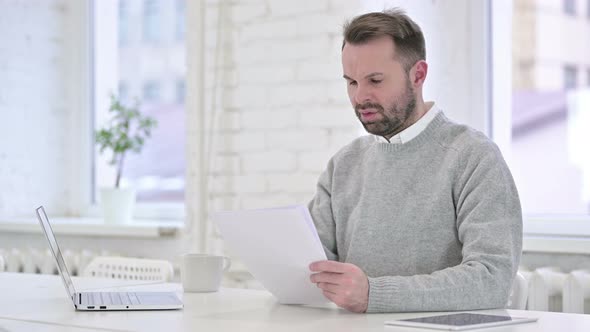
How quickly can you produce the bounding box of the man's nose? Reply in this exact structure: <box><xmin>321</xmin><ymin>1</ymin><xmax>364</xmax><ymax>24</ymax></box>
<box><xmin>354</xmin><ymin>84</ymin><xmax>372</xmax><ymax>105</ymax></box>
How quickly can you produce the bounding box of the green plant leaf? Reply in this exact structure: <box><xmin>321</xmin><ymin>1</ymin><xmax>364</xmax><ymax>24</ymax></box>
<box><xmin>94</xmin><ymin>94</ymin><xmax>158</xmax><ymax>187</ymax></box>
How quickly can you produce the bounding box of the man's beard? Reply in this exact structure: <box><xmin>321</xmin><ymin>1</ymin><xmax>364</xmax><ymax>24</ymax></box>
<box><xmin>355</xmin><ymin>81</ymin><xmax>417</xmax><ymax>138</ymax></box>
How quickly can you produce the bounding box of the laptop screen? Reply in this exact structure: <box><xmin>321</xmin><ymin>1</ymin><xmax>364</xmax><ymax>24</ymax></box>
<box><xmin>36</xmin><ymin>206</ymin><xmax>77</xmax><ymax>301</ymax></box>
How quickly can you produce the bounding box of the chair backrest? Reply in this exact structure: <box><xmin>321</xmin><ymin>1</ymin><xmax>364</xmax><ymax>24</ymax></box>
<box><xmin>83</xmin><ymin>256</ymin><xmax>173</xmax><ymax>282</ymax></box>
<box><xmin>507</xmin><ymin>271</ymin><xmax>528</xmax><ymax>310</ymax></box>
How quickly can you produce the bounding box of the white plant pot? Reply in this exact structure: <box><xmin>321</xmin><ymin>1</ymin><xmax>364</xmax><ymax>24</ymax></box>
<box><xmin>100</xmin><ymin>187</ymin><xmax>136</xmax><ymax>224</ymax></box>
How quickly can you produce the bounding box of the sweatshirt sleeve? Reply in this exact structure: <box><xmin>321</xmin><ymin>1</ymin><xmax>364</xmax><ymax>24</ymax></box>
<box><xmin>366</xmin><ymin>141</ymin><xmax>523</xmax><ymax>313</ymax></box>
<box><xmin>308</xmin><ymin>158</ymin><xmax>339</xmax><ymax>261</ymax></box>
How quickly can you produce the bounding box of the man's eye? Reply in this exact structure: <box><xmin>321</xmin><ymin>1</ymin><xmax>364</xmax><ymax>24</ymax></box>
<box><xmin>370</xmin><ymin>79</ymin><xmax>382</xmax><ymax>84</ymax></box>
<box><xmin>348</xmin><ymin>81</ymin><xmax>357</xmax><ymax>86</ymax></box>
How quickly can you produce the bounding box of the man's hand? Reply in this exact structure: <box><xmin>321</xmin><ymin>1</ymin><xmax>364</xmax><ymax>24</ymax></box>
<box><xmin>309</xmin><ymin>260</ymin><xmax>369</xmax><ymax>313</ymax></box>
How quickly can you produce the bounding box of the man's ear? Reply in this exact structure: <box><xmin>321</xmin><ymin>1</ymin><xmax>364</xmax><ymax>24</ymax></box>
<box><xmin>410</xmin><ymin>60</ymin><xmax>428</xmax><ymax>88</ymax></box>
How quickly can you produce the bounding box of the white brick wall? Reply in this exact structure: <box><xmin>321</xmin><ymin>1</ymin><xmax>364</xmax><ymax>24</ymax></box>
<box><xmin>237</xmin><ymin>64</ymin><xmax>297</xmax><ymax>84</ymax></box>
<box><xmin>241</xmin><ymin>110</ymin><xmax>297</xmax><ymax>130</ymax></box>
<box><xmin>217</xmin><ymin>132</ymin><xmax>266</xmax><ymax>152</ymax></box>
<box><xmin>200</xmin><ymin>0</ymin><xmax>362</xmax><ymax>220</ymax></box>
<box><xmin>197</xmin><ymin>1</ymin><xmax>503</xmax><ymax>262</ymax></box>
<box><xmin>0</xmin><ymin>0</ymin><xmax>73</xmax><ymax>217</ymax></box>
<box><xmin>242</xmin><ymin>151</ymin><xmax>297</xmax><ymax>172</ymax></box>
<box><xmin>267</xmin><ymin>0</ymin><xmax>329</xmax><ymax>17</ymax></box>
<box><xmin>266</xmin><ymin>173</ymin><xmax>319</xmax><ymax>193</ymax></box>
<box><xmin>210</xmin><ymin>155</ymin><xmax>241</xmax><ymax>175</ymax></box>
<box><xmin>266</xmin><ymin>129</ymin><xmax>330</xmax><ymax>151</ymax></box>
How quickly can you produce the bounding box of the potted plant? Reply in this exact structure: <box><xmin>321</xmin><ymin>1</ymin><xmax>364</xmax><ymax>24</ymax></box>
<box><xmin>95</xmin><ymin>95</ymin><xmax>157</xmax><ymax>223</ymax></box>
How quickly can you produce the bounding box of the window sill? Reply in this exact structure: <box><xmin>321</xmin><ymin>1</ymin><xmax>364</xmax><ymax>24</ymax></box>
<box><xmin>523</xmin><ymin>216</ymin><xmax>590</xmax><ymax>254</ymax></box>
<box><xmin>4</xmin><ymin>216</ymin><xmax>587</xmax><ymax>250</ymax></box>
<box><xmin>84</xmin><ymin>203</ymin><xmax>185</xmax><ymax>220</ymax></box>
<box><xmin>0</xmin><ymin>217</ymin><xmax>184</xmax><ymax>238</ymax></box>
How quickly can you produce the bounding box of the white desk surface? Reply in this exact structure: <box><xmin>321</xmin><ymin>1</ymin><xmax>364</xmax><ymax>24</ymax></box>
<box><xmin>1</xmin><ymin>272</ymin><xmax>589</xmax><ymax>332</ymax></box>
<box><xmin>0</xmin><ymin>318</ymin><xmax>114</xmax><ymax>332</ymax></box>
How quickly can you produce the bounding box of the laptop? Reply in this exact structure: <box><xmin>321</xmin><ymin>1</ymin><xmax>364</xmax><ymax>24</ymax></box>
<box><xmin>36</xmin><ymin>206</ymin><xmax>183</xmax><ymax>311</ymax></box>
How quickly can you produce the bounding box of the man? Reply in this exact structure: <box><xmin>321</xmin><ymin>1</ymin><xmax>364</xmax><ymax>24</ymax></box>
<box><xmin>308</xmin><ymin>9</ymin><xmax>522</xmax><ymax>313</ymax></box>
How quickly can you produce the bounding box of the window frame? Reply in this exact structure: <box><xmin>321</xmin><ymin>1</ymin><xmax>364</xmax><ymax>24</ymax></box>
<box><xmin>491</xmin><ymin>0</ymin><xmax>590</xmax><ymax>252</ymax></box>
<box><xmin>70</xmin><ymin>0</ymin><xmax>186</xmax><ymax>222</ymax></box>
<box><xmin>66</xmin><ymin>0</ymin><xmax>94</xmax><ymax>219</ymax></box>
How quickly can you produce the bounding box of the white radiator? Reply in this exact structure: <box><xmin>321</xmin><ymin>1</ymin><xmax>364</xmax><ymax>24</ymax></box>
<box><xmin>0</xmin><ymin>248</ymin><xmax>256</xmax><ymax>289</ymax></box>
<box><xmin>0</xmin><ymin>247</ymin><xmax>100</xmax><ymax>276</ymax></box>
<box><xmin>563</xmin><ymin>269</ymin><xmax>590</xmax><ymax>314</ymax></box>
<box><xmin>526</xmin><ymin>267</ymin><xmax>566</xmax><ymax>312</ymax></box>
<box><xmin>524</xmin><ymin>267</ymin><xmax>590</xmax><ymax>314</ymax></box>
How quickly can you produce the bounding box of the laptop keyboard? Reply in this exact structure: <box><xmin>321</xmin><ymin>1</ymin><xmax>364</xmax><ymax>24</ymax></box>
<box><xmin>83</xmin><ymin>292</ymin><xmax>141</xmax><ymax>306</ymax></box>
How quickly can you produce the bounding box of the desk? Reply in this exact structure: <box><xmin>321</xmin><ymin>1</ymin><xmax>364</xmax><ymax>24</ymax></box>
<box><xmin>1</xmin><ymin>272</ymin><xmax>589</xmax><ymax>332</ymax></box>
<box><xmin>0</xmin><ymin>318</ymin><xmax>112</xmax><ymax>332</ymax></box>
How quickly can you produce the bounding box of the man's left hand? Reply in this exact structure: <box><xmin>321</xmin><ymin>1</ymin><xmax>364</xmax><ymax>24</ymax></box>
<box><xmin>309</xmin><ymin>260</ymin><xmax>369</xmax><ymax>313</ymax></box>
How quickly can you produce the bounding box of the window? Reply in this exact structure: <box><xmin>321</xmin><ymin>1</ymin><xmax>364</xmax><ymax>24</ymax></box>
<box><xmin>564</xmin><ymin>65</ymin><xmax>578</xmax><ymax>90</ymax></box>
<box><xmin>93</xmin><ymin>1</ymin><xmax>186</xmax><ymax>207</ymax></box>
<box><xmin>564</xmin><ymin>0</ymin><xmax>576</xmax><ymax>15</ymax></box>
<box><xmin>118</xmin><ymin>0</ymin><xmax>130</xmax><ymax>46</ymax></box>
<box><xmin>510</xmin><ymin>0</ymin><xmax>590</xmax><ymax>217</ymax></box>
<box><xmin>143</xmin><ymin>0</ymin><xmax>161</xmax><ymax>43</ymax></box>
<box><xmin>142</xmin><ymin>81</ymin><xmax>161</xmax><ymax>102</ymax></box>
<box><xmin>118</xmin><ymin>82</ymin><xmax>129</xmax><ymax>102</ymax></box>
<box><xmin>176</xmin><ymin>79</ymin><xmax>185</xmax><ymax>103</ymax></box>
<box><xmin>176</xmin><ymin>0</ymin><xmax>186</xmax><ymax>41</ymax></box>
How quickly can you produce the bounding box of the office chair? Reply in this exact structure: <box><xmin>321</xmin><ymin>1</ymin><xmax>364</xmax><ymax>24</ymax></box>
<box><xmin>83</xmin><ymin>256</ymin><xmax>174</xmax><ymax>282</ymax></box>
<box><xmin>507</xmin><ymin>271</ymin><xmax>528</xmax><ymax>310</ymax></box>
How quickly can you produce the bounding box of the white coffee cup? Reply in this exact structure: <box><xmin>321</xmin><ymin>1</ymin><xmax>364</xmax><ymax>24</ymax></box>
<box><xmin>181</xmin><ymin>253</ymin><xmax>231</xmax><ymax>292</ymax></box>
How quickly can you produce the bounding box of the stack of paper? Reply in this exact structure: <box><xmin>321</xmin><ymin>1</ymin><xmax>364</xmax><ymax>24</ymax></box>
<box><xmin>214</xmin><ymin>205</ymin><xmax>328</xmax><ymax>304</ymax></box>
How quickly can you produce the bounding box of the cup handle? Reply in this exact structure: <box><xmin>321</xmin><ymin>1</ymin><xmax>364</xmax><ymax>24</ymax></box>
<box><xmin>222</xmin><ymin>256</ymin><xmax>231</xmax><ymax>272</ymax></box>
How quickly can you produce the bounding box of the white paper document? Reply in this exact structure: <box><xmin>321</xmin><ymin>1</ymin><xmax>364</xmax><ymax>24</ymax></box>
<box><xmin>213</xmin><ymin>205</ymin><xmax>328</xmax><ymax>304</ymax></box>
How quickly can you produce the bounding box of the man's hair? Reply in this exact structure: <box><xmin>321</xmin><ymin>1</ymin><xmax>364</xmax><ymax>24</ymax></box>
<box><xmin>342</xmin><ymin>8</ymin><xmax>426</xmax><ymax>72</ymax></box>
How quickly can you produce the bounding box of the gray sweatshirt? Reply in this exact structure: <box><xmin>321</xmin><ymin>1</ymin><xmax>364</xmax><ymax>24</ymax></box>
<box><xmin>309</xmin><ymin>111</ymin><xmax>522</xmax><ymax>313</ymax></box>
